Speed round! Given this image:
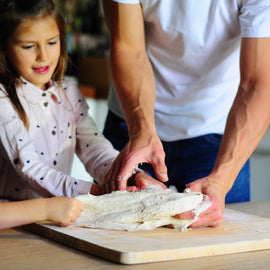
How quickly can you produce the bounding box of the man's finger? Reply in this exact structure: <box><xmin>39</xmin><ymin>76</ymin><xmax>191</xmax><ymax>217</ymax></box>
<box><xmin>151</xmin><ymin>156</ymin><xmax>168</xmax><ymax>182</ymax></box>
<box><xmin>174</xmin><ymin>210</ymin><xmax>196</xmax><ymax>220</ymax></box>
<box><xmin>189</xmin><ymin>211</ymin><xmax>223</xmax><ymax>228</ymax></box>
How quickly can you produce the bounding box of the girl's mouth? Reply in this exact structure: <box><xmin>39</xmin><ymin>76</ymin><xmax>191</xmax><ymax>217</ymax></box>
<box><xmin>33</xmin><ymin>65</ymin><xmax>50</xmax><ymax>74</ymax></box>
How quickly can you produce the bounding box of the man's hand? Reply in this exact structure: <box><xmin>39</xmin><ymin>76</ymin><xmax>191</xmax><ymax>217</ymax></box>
<box><xmin>175</xmin><ymin>175</ymin><xmax>228</xmax><ymax>228</ymax></box>
<box><xmin>104</xmin><ymin>131</ymin><xmax>168</xmax><ymax>193</ymax></box>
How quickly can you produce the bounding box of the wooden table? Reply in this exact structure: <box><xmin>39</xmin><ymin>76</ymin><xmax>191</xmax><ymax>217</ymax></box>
<box><xmin>1</xmin><ymin>200</ymin><xmax>270</xmax><ymax>270</ymax></box>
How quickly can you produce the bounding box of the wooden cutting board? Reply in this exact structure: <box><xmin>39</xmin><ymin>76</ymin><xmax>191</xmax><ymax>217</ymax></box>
<box><xmin>23</xmin><ymin>208</ymin><xmax>270</xmax><ymax>264</ymax></box>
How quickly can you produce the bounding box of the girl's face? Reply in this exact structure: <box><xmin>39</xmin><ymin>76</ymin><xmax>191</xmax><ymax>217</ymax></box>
<box><xmin>7</xmin><ymin>16</ymin><xmax>61</xmax><ymax>90</ymax></box>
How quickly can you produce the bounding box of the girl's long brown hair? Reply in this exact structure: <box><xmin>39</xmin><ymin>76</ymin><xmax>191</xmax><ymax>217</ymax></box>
<box><xmin>0</xmin><ymin>0</ymin><xmax>68</xmax><ymax>129</ymax></box>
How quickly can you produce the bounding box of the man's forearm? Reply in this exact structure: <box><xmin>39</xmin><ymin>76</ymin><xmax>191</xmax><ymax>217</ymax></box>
<box><xmin>110</xmin><ymin>49</ymin><xmax>157</xmax><ymax>137</ymax></box>
<box><xmin>211</xmin><ymin>83</ymin><xmax>270</xmax><ymax>192</ymax></box>
<box><xmin>103</xmin><ymin>1</ymin><xmax>157</xmax><ymax>137</ymax></box>
<box><xmin>211</xmin><ymin>38</ymin><xmax>270</xmax><ymax>192</ymax></box>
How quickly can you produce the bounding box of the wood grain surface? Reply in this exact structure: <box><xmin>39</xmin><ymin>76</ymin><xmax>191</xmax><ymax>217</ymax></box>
<box><xmin>22</xmin><ymin>208</ymin><xmax>270</xmax><ymax>264</ymax></box>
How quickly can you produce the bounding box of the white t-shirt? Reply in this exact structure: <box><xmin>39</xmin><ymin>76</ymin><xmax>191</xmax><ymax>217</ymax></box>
<box><xmin>0</xmin><ymin>78</ymin><xmax>119</xmax><ymax>201</ymax></box>
<box><xmin>109</xmin><ymin>0</ymin><xmax>270</xmax><ymax>141</ymax></box>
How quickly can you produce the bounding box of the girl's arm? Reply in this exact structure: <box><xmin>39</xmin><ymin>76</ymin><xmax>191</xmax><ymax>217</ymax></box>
<box><xmin>72</xmin><ymin>84</ymin><xmax>119</xmax><ymax>186</ymax></box>
<box><xmin>0</xmin><ymin>88</ymin><xmax>93</xmax><ymax>198</ymax></box>
<box><xmin>0</xmin><ymin>197</ymin><xmax>84</xmax><ymax>230</ymax></box>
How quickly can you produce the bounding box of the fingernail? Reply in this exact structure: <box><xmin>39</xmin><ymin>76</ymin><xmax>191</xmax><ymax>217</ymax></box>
<box><xmin>160</xmin><ymin>173</ymin><xmax>168</xmax><ymax>181</ymax></box>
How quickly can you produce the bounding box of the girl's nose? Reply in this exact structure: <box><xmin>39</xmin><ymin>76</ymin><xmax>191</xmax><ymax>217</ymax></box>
<box><xmin>37</xmin><ymin>46</ymin><xmax>48</xmax><ymax>61</ymax></box>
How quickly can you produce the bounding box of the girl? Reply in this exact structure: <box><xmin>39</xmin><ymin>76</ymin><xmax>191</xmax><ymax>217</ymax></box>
<box><xmin>0</xmin><ymin>0</ymin><xmax>165</xmax><ymax>230</ymax></box>
<box><xmin>0</xmin><ymin>0</ymin><xmax>119</xmax><ymax>202</ymax></box>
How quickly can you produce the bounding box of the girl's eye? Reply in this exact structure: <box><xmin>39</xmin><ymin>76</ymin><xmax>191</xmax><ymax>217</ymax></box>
<box><xmin>22</xmin><ymin>45</ymin><xmax>34</xmax><ymax>49</ymax></box>
<box><xmin>48</xmin><ymin>40</ymin><xmax>58</xmax><ymax>46</ymax></box>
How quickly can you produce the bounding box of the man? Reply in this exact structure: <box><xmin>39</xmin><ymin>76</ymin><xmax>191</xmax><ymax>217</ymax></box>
<box><xmin>102</xmin><ymin>0</ymin><xmax>270</xmax><ymax>227</ymax></box>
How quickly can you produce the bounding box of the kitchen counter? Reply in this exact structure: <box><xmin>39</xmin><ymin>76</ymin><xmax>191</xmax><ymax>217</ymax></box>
<box><xmin>1</xmin><ymin>200</ymin><xmax>270</xmax><ymax>270</ymax></box>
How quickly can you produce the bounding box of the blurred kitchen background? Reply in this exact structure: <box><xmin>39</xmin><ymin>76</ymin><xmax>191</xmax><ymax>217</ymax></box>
<box><xmin>61</xmin><ymin>0</ymin><xmax>270</xmax><ymax>202</ymax></box>
<box><xmin>60</xmin><ymin>0</ymin><xmax>110</xmax><ymax>181</ymax></box>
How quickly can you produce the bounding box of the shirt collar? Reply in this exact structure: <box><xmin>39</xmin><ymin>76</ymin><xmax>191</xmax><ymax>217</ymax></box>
<box><xmin>18</xmin><ymin>77</ymin><xmax>63</xmax><ymax>104</ymax></box>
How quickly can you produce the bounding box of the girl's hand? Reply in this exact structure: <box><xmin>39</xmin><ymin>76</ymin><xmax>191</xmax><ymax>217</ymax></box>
<box><xmin>90</xmin><ymin>183</ymin><xmax>105</xmax><ymax>195</ymax></box>
<box><xmin>45</xmin><ymin>197</ymin><xmax>85</xmax><ymax>227</ymax></box>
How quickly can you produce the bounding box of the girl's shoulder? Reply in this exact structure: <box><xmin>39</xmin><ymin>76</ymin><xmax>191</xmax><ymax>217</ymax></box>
<box><xmin>61</xmin><ymin>78</ymin><xmax>83</xmax><ymax>98</ymax></box>
<box><xmin>0</xmin><ymin>83</ymin><xmax>8</xmax><ymax>98</ymax></box>
<box><xmin>0</xmin><ymin>84</ymin><xmax>14</xmax><ymax>115</ymax></box>
<box><xmin>61</xmin><ymin>77</ymin><xmax>78</xmax><ymax>92</ymax></box>
<box><xmin>61</xmin><ymin>77</ymin><xmax>87</xmax><ymax>108</ymax></box>
<box><xmin>0</xmin><ymin>84</ymin><xmax>18</xmax><ymax>118</ymax></box>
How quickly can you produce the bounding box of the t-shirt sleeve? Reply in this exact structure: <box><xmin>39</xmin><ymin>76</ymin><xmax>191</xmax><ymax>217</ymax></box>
<box><xmin>239</xmin><ymin>0</ymin><xmax>270</xmax><ymax>37</ymax></box>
